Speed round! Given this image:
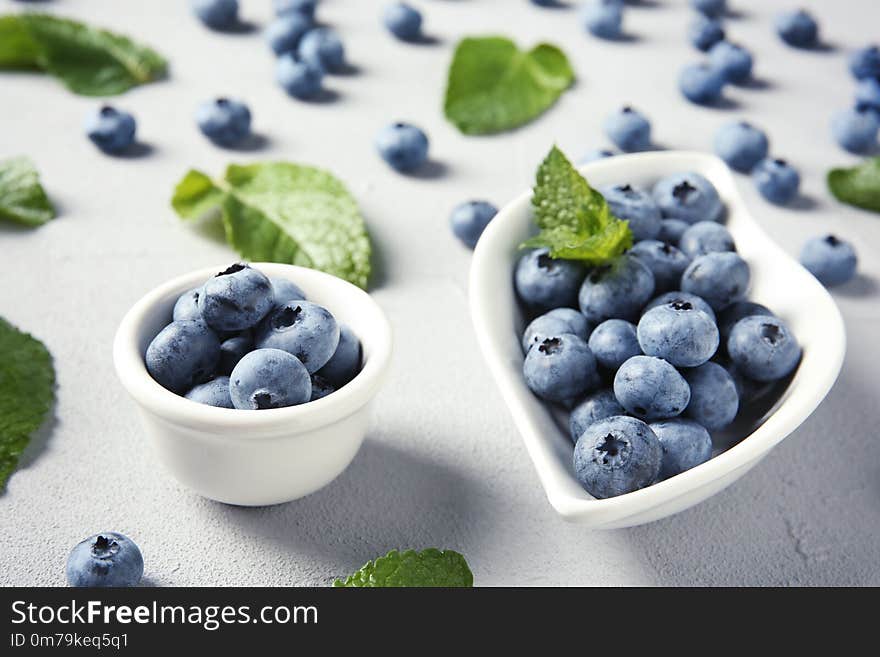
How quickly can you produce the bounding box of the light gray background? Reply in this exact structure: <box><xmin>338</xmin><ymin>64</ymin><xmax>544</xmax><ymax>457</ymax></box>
<box><xmin>1</xmin><ymin>0</ymin><xmax>879</xmax><ymax>586</ymax></box>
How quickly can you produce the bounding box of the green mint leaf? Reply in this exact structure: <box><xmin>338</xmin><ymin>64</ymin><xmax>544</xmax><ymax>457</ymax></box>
<box><xmin>828</xmin><ymin>157</ymin><xmax>880</xmax><ymax>213</ymax></box>
<box><xmin>0</xmin><ymin>156</ymin><xmax>55</xmax><ymax>227</ymax></box>
<box><xmin>0</xmin><ymin>13</ymin><xmax>167</xmax><ymax>96</ymax></box>
<box><xmin>522</xmin><ymin>146</ymin><xmax>632</xmax><ymax>264</ymax></box>
<box><xmin>0</xmin><ymin>318</ymin><xmax>55</xmax><ymax>491</ymax></box>
<box><xmin>334</xmin><ymin>549</ymin><xmax>474</xmax><ymax>588</ymax></box>
<box><xmin>171</xmin><ymin>162</ymin><xmax>372</xmax><ymax>290</ymax></box>
<box><xmin>444</xmin><ymin>36</ymin><xmax>574</xmax><ymax>135</ymax></box>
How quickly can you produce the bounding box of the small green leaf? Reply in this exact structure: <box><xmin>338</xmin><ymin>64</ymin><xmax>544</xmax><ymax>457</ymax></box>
<box><xmin>334</xmin><ymin>549</ymin><xmax>474</xmax><ymax>588</ymax></box>
<box><xmin>0</xmin><ymin>156</ymin><xmax>55</xmax><ymax>227</ymax></box>
<box><xmin>522</xmin><ymin>146</ymin><xmax>632</xmax><ymax>264</ymax></box>
<box><xmin>828</xmin><ymin>157</ymin><xmax>880</xmax><ymax>213</ymax></box>
<box><xmin>444</xmin><ymin>36</ymin><xmax>574</xmax><ymax>135</ymax></box>
<box><xmin>0</xmin><ymin>13</ymin><xmax>167</xmax><ymax>96</ymax></box>
<box><xmin>171</xmin><ymin>170</ymin><xmax>226</xmax><ymax>221</ymax></box>
<box><xmin>0</xmin><ymin>318</ymin><xmax>55</xmax><ymax>491</ymax></box>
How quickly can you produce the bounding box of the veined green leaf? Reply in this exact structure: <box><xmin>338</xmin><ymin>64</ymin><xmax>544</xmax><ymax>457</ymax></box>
<box><xmin>0</xmin><ymin>156</ymin><xmax>55</xmax><ymax>227</ymax></box>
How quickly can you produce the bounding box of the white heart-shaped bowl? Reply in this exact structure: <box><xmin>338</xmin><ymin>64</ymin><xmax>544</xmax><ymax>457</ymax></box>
<box><xmin>470</xmin><ymin>151</ymin><xmax>845</xmax><ymax>528</ymax></box>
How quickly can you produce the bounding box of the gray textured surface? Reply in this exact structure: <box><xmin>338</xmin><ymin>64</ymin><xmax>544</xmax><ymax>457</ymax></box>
<box><xmin>1</xmin><ymin>0</ymin><xmax>879</xmax><ymax>586</ymax></box>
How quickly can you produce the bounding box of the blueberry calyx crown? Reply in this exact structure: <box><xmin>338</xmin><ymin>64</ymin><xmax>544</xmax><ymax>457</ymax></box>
<box><xmin>659</xmin><ymin>242</ymin><xmax>676</xmax><ymax>256</ymax></box>
<box><xmin>670</xmin><ymin>300</ymin><xmax>693</xmax><ymax>311</ymax></box>
<box><xmin>536</xmin><ymin>252</ymin><xmax>557</xmax><ymax>272</ymax></box>
<box><xmin>216</xmin><ymin>263</ymin><xmax>247</xmax><ymax>277</ymax></box>
<box><xmin>538</xmin><ymin>337</ymin><xmax>561</xmax><ymax>355</ymax></box>
<box><xmin>825</xmin><ymin>234</ymin><xmax>841</xmax><ymax>247</ymax></box>
<box><xmin>91</xmin><ymin>535</ymin><xmax>120</xmax><ymax>559</ymax></box>
<box><xmin>760</xmin><ymin>323</ymin><xmax>783</xmax><ymax>345</ymax></box>
<box><xmin>672</xmin><ymin>180</ymin><xmax>697</xmax><ymax>202</ymax></box>
<box><xmin>773</xmin><ymin>158</ymin><xmax>787</xmax><ymax>167</ymax></box>
<box><xmin>597</xmin><ymin>433</ymin><xmax>627</xmax><ymax>465</ymax></box>
<box><xmin>99</xmin><ymin>106</ymin><xmax>116</xmax><ymax>117</ymax></box>
<box><xmin>274</xmin><ymin>305</ymin><xmax>303</xmax><ymax>329</ymax></box>
<box><xmin>253</xmin><ymin>391</ymin><xmax>274</xmax><ymax>409</ymax></box>
<box><xmin>216</xmin><ymin>97</ymin><xmax>230</xmax><ymax>107</ymax></box>
<box><xmin>621</xmin><ymin>106</ymin><xmax>633</xmax><ymax>113</ymax></box>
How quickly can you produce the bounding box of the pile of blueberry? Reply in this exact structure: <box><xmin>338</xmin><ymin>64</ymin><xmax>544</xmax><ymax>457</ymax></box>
<box><xmin>516</xmin><ymin>171</ymin><xmax>829</xmax><ymax>499</ymax></box>
<box><xmin>145</xmin><ymin>264</ymin><xmax>362</xmax><ymax>410</ymax></box>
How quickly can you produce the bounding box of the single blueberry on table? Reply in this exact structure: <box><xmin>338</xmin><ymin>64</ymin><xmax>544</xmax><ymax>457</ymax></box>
<box><xmin>192</xmin><ymin>0</ymin><xmax>239</xmax><ymax>30</ymax></box>
<box><xmin>628</xmin><ymin>240</ymin><xmax>691</xmax><ymax>292</ymax></box>
<box><xmin>658</xmin><ymin>218</ymin><xmax>689</xmax><ymax>245</ymax></box>
<box><xmin>582</xmin><ymin>0</ymin><xmax>624</xmax><ymax>40</ymax></box>
<box><xmin>230</xmin><ymin>348</ymin><xmax>312</xmax><ymax>409</ymax></box>
<box><xmin>603</xmin><ymin>107</ymin><xmax>651</xmax><ymax>153</ymax></box>
<box><xmin>681</xmin><ymin>251</ymin><xmax>750</xmax><ymax>310</ymax></box>
<box><xmin>613</xmin><ymin>355</ymin><xmax>691</xmax><ymax>421</ymax></box>
<box><xmin>679</xmin><ymin>221</ymin><xmax>735</xmax><ymax>258</ymax></box>
<box><xmin>573</xmin><ymin>415</ymin><xmax>662</xmax><ymax>498</ymax></box>
<box><xmin>316</xmin><ymin>323</ymin><xmax>362</xmax><ymax>387</ymax></box>
<box><xmin>172</xmin><ymin>287</ymin><xmax>202</xmax><ymax>322</ymax></box>
<box><xmin>679</xmin><ymin>62</ymin><xmax>726</xmax><ymax>105</ymax></box>
<box><xmin>727</xmin><ymin>315</ymin><xmax>801</xmax><ymax>382</ymax></box>
<box><xmin>383</xmin><ymin>2</ymin><xmax>423</xmax><ymax>42</ymax></box>
<box><xmin>580</xmin><ymin>148</ymin><xmax>615</xmax><ymax>164</ymax></box>
<box><xmin>270</xmin><ymin>277</ymin><xmax>307</xmax><ymax>307</ymax></box>
<box><xmin>588</xmin><ymin>319</ymin><xmax>641</xmax><ymax>371</ymax></box>
<box><xmin>713</xmin><ymin>121</ymin><xmax>769</xmax><ymax>173</ymax></box>
<box><xmin>310</xmin><ymin>374</ymin><xmax>336</xmax><ymax>401</ymax></box>
<box><xmin>266</xmin><ymin>14</ymin><xmax>313</xmax><ymax>56</ymax></box>
<box><xmin>146</xmin><ymin>320</ymin><xmax>221</xmax><ymax>395</ymax></box>
<box><xmin>752</xmin><ymin>158</ymin><xmax>800</xmax><ymax>205</ymax></box>
<box><xmin>855</xmin><ymin>78</ymin><xmax>880</xmax><ymax>115</ymax></box>
<box><xmin>198</xmin><ymin>263</ymin><xmax>275</xmax><ymax>332</ymax></box>
<box><xmin>522</xmin><ymin>309</ymin><xmax>591</xmax><ymax>354</ymax></box>
<box><xmin>85</xmin><ymin>106</ymin><xmax>136</xmax><ymax>155</ymax></box>
<box><xmin>218</xmin><ymin>334</ymin><xmax>253</xmax><ymax>375</ymax></box>
<box><xmin>775</xmin><ymin>9</ymin><xmax>819</xmax><ymax>49</ymax></box>
<box><xmin>637</xmin><ymin>301</ymin><xmax>719</xmax><ymax>367</ymax></box>
<box><xmin>652</xmin><ymin>172</ymin><xmax>723</xmax><ymax>224</ymax></box>
<box><xmin>688</xmin><ymin>15</ymin><xmax>724</xmax><ymax>52</ymax></box>
<box><xmin>274</xmin><ymin>0</ymin><xmax>317</xmax><ymax>19</ymax></box>
<box><xmin>600</xmin><ymin>184</ymin><xmax>662</xmax><ymax>241</ymax></box>
<box><xmin>450</xmin><ymin>200</ymin><xmax>497</xmax><ymax>249</ymax></box>
<box><xmin>569</xmin><ymin>389</ymin><xmax>625</xmax><ymax>443</ymax></box>
<box><xmin>185</xmin><ymin>376</ymin><xmax>235</xmax><ymax>408</ymax></box>
<box><xmin>375</xmin><ymin>122</ymin><xmax>429</xmax><ymax>172</ymax></box>
<box><xmin>849</xmin><ymin>45</ymin><xmax>880</xmax><ymax>80</ymax></box>
<box><xmin>255</xmin><ymin>300</ymin><xmax>340</xmax><ymax>373</ymax></box>
<box><xmin>690</xmin><ymin>0</ymin><xmax>725</xmax><ymax>19</ymax></box>
<box><xmin>717</xmin><ymin>300</ymin><xmax>773</xmax><ymax>340</ymax></box>
<box><xmin>523</xmin><ymin>334</ymin><xmax>600</xmax><ymax>404</ymax></box>
<box><xmin>649</xmin><ymin>418</ymin><xmax>713</xmax><ymax>480</ymax></box>
<box><xmin>831</xmin><ymin>107</ymin><xmax>879</xmax><ymax>154</ymax></box>
<box><xmin>643</xmin><ymin>291</ymin><xmax>716</xmax><ymax>323</ymax></box>
<box><xmin>66</xmin><ymin>533</ymin><xmax>144</xmax><ymax>588</ymax></box>
<box><xmin>515</xmin><ymin>248</ymin><xmax>586</xmax><ymax>312</ymax></box>
<box><xmin>578</xmin><ymin>255</ymin><xmax>655</xmax><ymax>323</ymax></box>
<box><xmin>196</xmin><ymin>98</ymin><xmax>252</xmax><ymax>147</ymax></box>
<box><xmin>799</xmin><ymin>234</ymin><xmax>858</xmax><ymax>287</ymax></box>
<box><xmin>683</xmin><ymin>361</ymin><xmax>739</xmax><ymax>430</ymax></box>
<box><xmin>709</xmin><ymin>41</ymin><xmax>753</xmax><ymax>84</ymax></box>
<box><xmin>276</xmin><ymin>55</ymin><xmax>324</xmax><ymax>100</ymax></box>
<box><xmin>299</xmin><ymin>27</ymin><xmax>346</xmax><ymax>73</ymax></box>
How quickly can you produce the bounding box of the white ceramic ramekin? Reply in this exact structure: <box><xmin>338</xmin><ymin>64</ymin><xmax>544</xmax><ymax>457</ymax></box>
<box><xmin>470</xmin><ymin>151</ymin><xmax>846</xmax><ymax>529</ymax></box>
<box><xmin>113</xmin><ymin>263</ymin><xmax>392</xmax><ymax>506</ymax></box>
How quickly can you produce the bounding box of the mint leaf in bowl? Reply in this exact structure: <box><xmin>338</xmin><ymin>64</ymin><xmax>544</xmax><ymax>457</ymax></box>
<box><xmin>334</xmin><ymin>548</ymin><xmax>473</xmax><ymax>587</ymax></box>
<box><xmin>828</xmin><ymin>157</ymin><xmax>880</xmax><ymax>213</ymax></box>
<box><xmin>0</xmin><ymin>156</ymin><xmax>55</xmax><ymax>227</ymax></box>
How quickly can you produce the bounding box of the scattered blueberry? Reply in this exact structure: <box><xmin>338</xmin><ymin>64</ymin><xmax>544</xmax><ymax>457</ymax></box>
<box><xmin>603</xmin><ymin>107</ymin><xmax>651</xmax><ymax>153</ymax></box>
<box><xmin>523</xmin><ymin>334</ymin><xmax>600</xmax><ymax>403</ymax></box>
<box><xmin>276</xmin><ymin>55</ymin><xmax>324</xmax><ymax>100</ymax></box>
<box><xmin>688</xmin><ymin>15</ymin><xmax>725</xmax><ymax>52</ymax></box>
<box><xmin>218</xmin><ymin>334</ymin><xmax>253</xmax><ymax>375</ymax></box>
<box><xmin>229</xmin><ymin>348</ymin><xmax>312</xmax><ymax>409</ymax></box>
<box><xmin>582</xmin><ymin>0</ymin><xmax>624</xmax><ymax>40</ymax></box>
<box><xmin>613</xmin><ymin>355</ymin><xmax>690</xmax><ymax>420</ymax></box>
<box><xmin>185</xmin><ymin>376</ymin><xmax>235</xmax><ymax>408</ymax></box>
<box><xmin>271</xmin><ymin>278</ymin><xmax>307</xmax><ymax>306</ymax></box>
<box><xmin>831</xmin><ymin>107</ymin><xmax>879</xmax><ymax>153</ymax></box>
<box><xmin>775</xmin><ymin>9</ymin><xmax>819</xmax><ymax>49</ymax></box>
<box><xmin>637</xmin><ymin>301</ymin><xmax>719</xmax><ymax>367</ymax></box>
<box><xmin>849</xmin><ymin>45</ymin><xmax>880</xmax><ymax>80</ymax></box>
<box><xmin>85</xmin><ymin>106</ymin><xmax>136</xmax><ymax>155</ymax></box>
<box><xmin>522</xmin><ymin>309</ymin><xmax>590</xmax><ymax>353</ymax></box>
<box><xmin>713</xmin><ymin>121</ymin><xmax>769</xmax><ymax>172</ymax></box>
<box><xmin>196</xmin><ymin>98</ymin><xmax>252</xmax><ymax>147</ymax></box>
<box><xmin>255</xmin><ymin>300</ymin><xmax>340</xmax><ymax>373</ymax></box>
<box><xmin>578</xmin><ymin>255</ymin><xmax>655</xmax><ymax>323</ymax></box>
<box><xmin>569</xmin><ymin>389</ymin><xmax>625</xmax><ymax>443</ymax></box>
<box><xmin>192</xmin><ymin>0</ymin><xmax>239</xmax><ymax>30</ymax></box>
<box><xmin>727</xmin><ymin>315</ymin><xmax>802</xmax><ymax>382</ymax></box>
<box><xmin>683</xmin><ymin>361</ymin><xmax>738</xmax><ymax>430</ymax></box>
<box><xmin>709</xmin><ymin>41</ymin><xmax>753</xmax><ymax>84</ymax></box>
<box><xmin>652</xmin><ymin>172</ymin><xmax>723</xmax><ymax>224</ymax></box>
<box><xmin>515</xmin><ymin>249</ymin><xmax>586</xmax><ymax>312</ymax></box>
<box><xmin>588</xmin><ymin>319</ymin><xmax>641</xmax><ymax>371</ymax></box>
<box><xmin>600</xmin><ymin>184</ymin><xmax>662</xmax><ymax>241</ymax></box>
<box><xmin>690</xmin><ymin>0</ymin><xmax>725</xmax><ymax>19</ymax></box>
<box><xmin>316</xmin><ymin>323</ymin><xmax>362</xmax><ymax>387</ymax></box>
<box><xmin>855</xmin><ymin>78</ymin><xmax>880</xmax><ymax>115</ymax></box>
<box><xmin>274</xmin><ymin>0</ymin><xmax>317</xmax><ymax>19</ymax></box>
<box><xmin>658</xmin><ymin>218</ymin><xmax>689</xmax><ymax>245</ymax></box>
<box><xmin>66</xmin><ymin>533</ymin><xmax>144</xmax><ymax>588</ymax></box>
<box><xmin>752</xmin><ymin>158</ymin><xmax>801</xmax><ymax>204</ymax></box>
<box><xmin>681</xmin><ymin>251</ymin><xmax>750</xmax><ymax>310</ymax></box>
<box><xmin>145</xmin><ymin>320</ymin><xmax>220</xmax><ymax>394</ymax></box>
<box><xmin>642</xmin><ymin>291</ymin><xmax>716</xmax><ymax>322</ymax></box>
<box><xmin>383</xmin><ymin>2</ymin><xmax>423</xmax><ymax>41</ymax></box>
<box><xmin>450</xmin><ymin>200</ymin><xmax>497</xmax><ymax>249</ymax></box>
<box><xmin>629</xmin><ymin>240</ymin><xmax>692</xmax><ymax>292</ymax></box>
<box><xmin>375</xmin><ymin>122</ymin><xmax>429</xmax><ymax>172</ymax></box>
<box><xmin>799</xmin><ymin>234</ymin><xmax>858</xmax><ymax>287</ymax></box>
<box><xmin>299</xmin><ymin>27</ymin><xmax>346</xmax><ymax>73</ymax></box>
<box><xmin>266</xmin><ymin>14</ymin><xmax>313</xmax><ymax>56</ymax></box>
<box><xmin>649</xmin><ymin>418</ymin><xmax>713</xmax><ymax>479</ymax></box>
<box><xmin>198</xmin><ymin>264</ymin><xmax>274</xmax><ymax>332</ymax></box>
<box><xmin>679</xmin><ymin>221</ymin><xmax>735</xmax><ymax>258</ymax></box>
<box><xmin>678</xmin><ymin>62</ymin><xmax>726</xmax><ymax>105</ymax></box>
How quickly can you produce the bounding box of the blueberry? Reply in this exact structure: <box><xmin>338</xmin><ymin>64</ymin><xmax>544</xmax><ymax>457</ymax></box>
<box><xmin>628</xmin><ymin>240</ymin><xmax>691</xmax><ymax>292</ymax></box>
<box><xmin>515</xmin><ymin>249</ymin><xmax>586</xmax><ymax>312</ymax></box>
<box><xmin>580</xmin><ymin>148</ymin><xmax>616</xmax><ymax>164</ymax></box>
<box><xmin>310</xmin><ymin>374</ymin><xmax>335</xmax><ymax>401</ymax></box>
<box><xmin>708</xmin><ymin>41</ymin><xmax>753</xmax><ymax>84</ymax></box>
<box><xmin>588</xmin><ymin>319</ymin><xmax>641</xmax><ymax>371</ymax></box>
<box><xmin>523</xmin><ymin>334</ymin><xmax>600</xmax><ymax>403</ymax></box>
<box><xmin>649</xmin><ymin>419</ymin><xmax>712</xmax><ymax>479</ymax></box>
<box><xmin>849</xmin><ymin>45</ymin><xmax>880</xmax><ymax>80</ymax></box>
<box><xmin>195</xmin><ymin>98</ymin><xmax>252</xmax><ymax>147</ymax></box>
<box><xmin>375</xmin><ymin>122</ymin><xmax>429</xmax><ymax>172</ymax></box>
<box><xmin>522</xmin><ymin>309</ymin><xmax>591</xmax><ymax>354</ymax></box>
<box><xmin>569</xmin><ymin>389</ymin><xmax>625</xmax><ymax>443</ymax></box>
<box><xmin>713</xmin><ymin>121</ymin><xmax>769</xmax><ymax>172</ymax></box>
<box><xmin>775</xmin><ymin>9</ymin><xmax>819</xmax><ymax>49</ymax></box>
<box><xmin>582</xmin><ymin>0</ymin><xmax>624</xmax><ymax>40</ymax></box>
<box><xmin>856</xmin><ymin>78</ymin><xmax>880</xmax><ymax>115</ymax></box>
<box><xmin>637</xmin><ymin>301</ymin><xmax>719</xmax><ymax>367</ymax></box>
<box><xmin>573</xmin><ymin>415</ymin><xmax>662</xmax><ymax>498</ymax></box>
<box><xmin>383</xmin><ymin>2</ymin><xmax>423</xmax><ymax>41</ymax></box>
<box><xmin>66</xmin><ymin>533</ymin><xmax>144</xmax><ymax>588</ymax></box>
<box><xmin>690</xmin><ymin>0</ymin><xmax>725</xmax><ymax>19</ymax></box>
<box><xmin>652</xmin><ymin>172</ymin><xmax>723</xmax><ymax>224</ymax></box>
<box><xmin>192</xmin><ymin>0</ymin><xmax>239</xmax><ymax>30</ymax></box>
<box><xmin>270</xmin><ymin>278</ymin><xmax>307</xmax><ymax>306</ymax></box>
<box><xmin>600</xmin><ymin>184</ymin><xmax>662</xmax><ymax>241</ymax></box>
<box><xmin>172</xmin><ymin>287</ymin><xmax>203</xmax><ymax>322</ymax></box>
<box><xmin>681</xmin><ymin>251</ymin><xmax>750</xmax><ymax>310</ymax></box>
<box><xmin>230</xmin><ymin>348</ymin><xmax>311</xmax><ymax>409</ymax></box>
<box><xmin>614</xmin><ymin>355</ymin><xmax>690</xmax><ymax>420</ymax></box>
<box><xmin>688</xmin><ymin>15</ymin><xmax>724</xmax><ymax>52</ymax></box>
<box><xmin>266</xmin><ymin>14</ymin><xmax>313</xmax><ymax>56</ymax></box>
<box><xmin>218</xmin><ymin>333</ymin><xmax>253</xmax><ymax>375</ymax></box>
<box><xmin>678</xmin><ymin>62</ymin><xmax>726</xmax><ymax>105</ymax></box>
<box><xmin>146</xmin><ymin>320</ymin><xmax>220</xmax><ymax>394</ymax></box>
<box><xmin>642</xmin><ymin>291</ymin><xmax>716</xmax><ymax>323</ymax></box>
<box><xmin>717</xmin><ymin>300</ymin><xmax>773</xmax><ymax>340</ymax></box>
<box><xmin>679</xmin><ymin>221</ymin><xmax>735</xmax><ymax>258</ymax></box>
<box><xmin>274</xmin><ymin>0</ymin><xmax>316</xmax><ymax>19</ymax></box>
<box><xmin>450</xmin><ymin>200</ymin><xmax>497</xmax><ymax>249</ymax></box>
<box><xmin>198</xmin><ymin>264</ymin><xmax>275</xmax><ymax>332</ymax></box>
<box><xmin>276</xmin><ymin>55</ymin><xmax>324</xmax><ymax>100</ymax></box>
<box><xmin>684</xmin><ymin>361</ymin><xmax>739</xmax><ymax>429</ymax></box>
<box><xmin>799</xmin><ymin>234</ymin><xmax>858</xmax><ymax>287</ymax></box>
<box><xmin>604</xmin><ymin>106</ymin><xmax>651</xmax><ymax>153</ymax></box>
<box><xmin>658</xmin><ymin>218</ymin><xmax>689</xmax><ymax>245</ymax></box>
<box><xmin>185</xmin><ymin>376</ymin><xmax>235</xmax><ymax>408</ymax></box>
<box><xmin>545</xmin><ymin>308</ymin><xmax>592</xmax><ymax>338</ymax></box>
<box><xmin>831</xmin><ymin>107</ymin><xmax>879</xmax><ymax>154</ymax></box>
<box><xmin>752</xmin><ymin>158</ymin><xmax>800</xmax><ymax>205</ymax></box>
<box><xmin>579</xmin><ymin>255</ymin><xmax>655</xmax><ymax>323</ymax></box>
<box><xmin>727</xmin><ymin>315</ymin><xmax>801</xmax><ymax>382</ymax></box>
<box><xmin>255</xmin><ymin>300</ymin><xmax>340</xmax><ymax>373</ymax></box>
<box><xmin>298</xmin><ymin>27</ymin><xmax>346</xmax><ymax>73</ymax></box>
<box><xmin>316</xmin><ymin>323</ymin><xmax>362</xmax><ymax>387</ymax></box>
<box><xmin>84</xmin><ymin>106</ymin><xmax>136</xmax><ymax>155</ymax></box>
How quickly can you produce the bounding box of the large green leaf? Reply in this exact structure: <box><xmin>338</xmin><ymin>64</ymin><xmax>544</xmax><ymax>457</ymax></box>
<box><xmin>828</xmin><ymin>157</ymin><xmax>880</xmax><ymax>213</ymax></box>
<box><xmin>334</xmin><ymin>549</ymin><xmax>473</xmax><ymax>588</ymax></box>
<box><xmin>444</xmin><ymin>36</ymin><xmax>574</xmax><ymax>135</ymax></box>
<box><xmin>0</xmin><ymin>156</ymin><xmax>55</xmax><ymax>227</ymax></box>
